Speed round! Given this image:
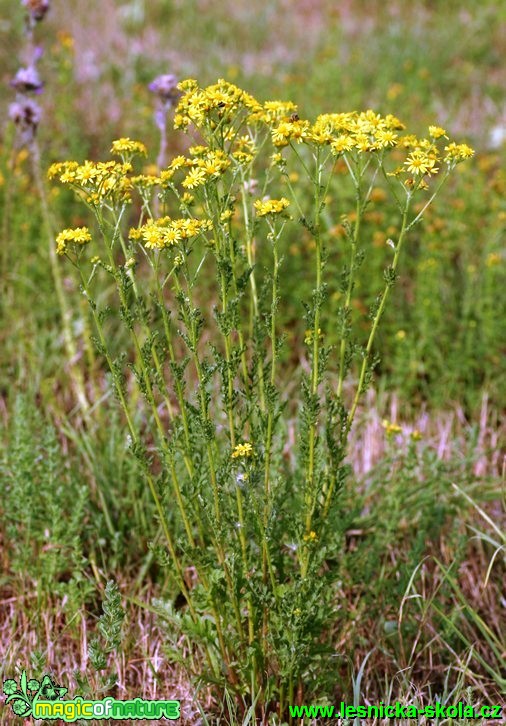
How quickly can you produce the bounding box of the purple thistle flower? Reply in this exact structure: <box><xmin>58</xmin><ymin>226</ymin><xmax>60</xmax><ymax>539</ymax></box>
<box><xmin>148</xmin><ymin>74</ymin><xmax>179</xmax><ymax>106</ymax></box>
<box><xmin>22</xmin><ymin>0</ymin><xmax>50</xmax><ymax>22</ymax></box>
<box><xmin>9</xmin><ymin>98</ymin><xmax>42</xmax><ymax>143</ymax></box>
<box><xmin>11</xmin><ymin>66</ymin><xmax>44</xmax><ymax>94</ymax></box>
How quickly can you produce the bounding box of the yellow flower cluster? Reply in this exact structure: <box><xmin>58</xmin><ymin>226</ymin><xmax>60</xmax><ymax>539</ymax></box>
<box><xmin>271</xmin><ymin>118</ymin><xmax>311</xmax><ymax>147</ymax></box>
<box><xmin>48</xmin><ymin>160</ymin><xmax>132</xmax><ymax>203</ymax></box>
<box><xmin>174</xmin><ymin>78</ymin><xmax>261</xmax><ymax>130</ymax></box>
<box><xmin>232</xmin><ymin>134</ymin><xmax>257</xmax><ymax>164</ymax></box>
<box><xmin>268</xmin><ymin>109</ymin><xmax>404</xmax><ymax>151</ymax></box>
<box><xmin>129</xmin><ymin>217</ymin><xmax>212</xmax><ymax>250</ymax></box>
<box><xmin>131</xmin><ymin>174</ymin><xmax>159</xmax><ymax>189</ymax></box>
<box><xmin>157</xmin><ymin>150</ymin><xmax>231</xmax><ymax>190</ymax></box>
<box><xmin>254</xmin><ymin>197</ymin><xmax>290</xmax><ymax>217</ymax></box>
<box><xmin>56</xmin><ymin>226</ymin><xmax>92</xmax><ymax>256</ymax></box>
<box><xmin>254</xmin><ymin>100</ymin><xmax>298</xmax><ymax>125</ymax></box>
<box><xmin>110</xmin><ymin>138</ymin><xmax>147</xmax><ymax>157</ymax></box>
<box><xmin>428</xmin><ymin>126</ymin><xmax>448</xmax><ymax>139</ymax></box>
<box><xmin>231</xmin><ymin>442</ymin><xmax>254</xmax><ymax>459</ymax></box>
<box><xmin>443</xmin><ymin>142</ymin><xmax>475</xmax><ymax>163</ymax></box>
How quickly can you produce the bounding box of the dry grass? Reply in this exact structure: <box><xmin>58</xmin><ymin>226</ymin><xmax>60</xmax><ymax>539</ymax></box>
<box><xmin>1</xmin><ymin>396</ymin><xmax>503</xmax><ymax>724</ymax></box>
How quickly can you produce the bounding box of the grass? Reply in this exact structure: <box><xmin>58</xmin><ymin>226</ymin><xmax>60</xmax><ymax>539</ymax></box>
<box><xmin>0</xmin><ymin>0</ymin><xmax>505</xmax><ymax>722</ymax></box>
<box><xmin>1</xmin><ymin>393</ymin><xmax>503</xmax><ymax>722</ymax></box>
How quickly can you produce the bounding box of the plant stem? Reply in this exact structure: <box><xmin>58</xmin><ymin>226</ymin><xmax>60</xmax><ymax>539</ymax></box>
<box><xmin>346</xmin><ymin>197</ymin><xmax>411</xmax><ymax>433</ymax></box>
<box><xmin>31</xmin><ymin>140</ymin><xmax>90</xmax><ymax>416</ymax></box>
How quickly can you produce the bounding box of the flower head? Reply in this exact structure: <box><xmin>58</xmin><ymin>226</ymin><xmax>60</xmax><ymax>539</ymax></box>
<box><xmin>428</xmin><ymin>125</ymin><xmax>448</xmax><ymax>139</ymax></box>
<box><xmin>182</xmin><ymin>167</ymin><xmax>207</xmax><ymax>189</ymax></box>
<box><xmin>149</xmin><ymin>74</ymin><xmax>180</xmax><ymax>105</ymax></box>
<box><xmin>303</xmin><ymin>530</ymin><xmax>318</xmax><ymax>543</ymax></box>
<box><xmin>444</xmin><ymin>142</ymin><xmax>475</xmax><ymax>163</ymax></box>
<box><xmin>231</xmin><ymin>442</ymin><xmax>253</xmax><ymax>459</ymax></box>
<box><xmin>110</xmin><ymin>138</ymin><xmax>147</xmax><ymax>158</ymax></box>
<box><xmin>404</xmin><ymin>150</ymin><xmax>439</xmax><ymax>176</ymax></box>
<box><xmin>382</xmin><ymin>419</ymin><xmax>402</xmax><ymax>437</ymax></box>
<box><xmin>10</xmin><ymin>66</ymin><xmax>44</xmax><ymax>94</ymax></box>
<box><xmin>9</xmin><ymin>98</ymin><xmax>41</xmax><ymax>139</ymax></box>
<box><xmin>56</xmin><ymin>226</ymin><xmax>92</xmax><ymax>255</ymax></box>
<box><xmin>254</xmin><ymin>197</ymin><xmax>290</xmax><ymax>217</ymax></box>
<box><xmin>22</xmin><ymin>0</ymin><xmax>50</xmax><ymax>21</ymax></box>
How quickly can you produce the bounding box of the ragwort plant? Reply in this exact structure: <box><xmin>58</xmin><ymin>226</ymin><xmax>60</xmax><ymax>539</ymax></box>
<box><xmin>48</xmin><ymin>78</ymin><xmax>473</xmax><ymax>720</ymax></box>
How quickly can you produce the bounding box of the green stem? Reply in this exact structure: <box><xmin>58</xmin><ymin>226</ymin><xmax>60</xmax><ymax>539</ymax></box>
<box><xmin>100</xmin><ymin>219</ymin><xmax>198</xmax><ymax>548</ymax></box>
<box><xmin>346</xmin><ymin>197</ymin><xmax>411</xmax><ymax>433</ymax></box>
<box><xmin>262</xmin><ymin>221</ymin><xmax>280</xmax><ymax>581</ymax></box>
<box><xmin>241</xmin><ymin>170</ymin><xmax>266</xmax><ymax>411</ymax></box>
<box><xmin>336</xmin><ymin>193</ymin><xmax>361</xmax><ymax>399</ymax></box>
<box><xmin>304</xmin><ymin>153</ymin><xmax>323</xmax><ymax>538</ymax></box>
<box><xmin>31</xmin><ymin>140</ymin><xmax>90</xmax><ymax>416</ymax></box>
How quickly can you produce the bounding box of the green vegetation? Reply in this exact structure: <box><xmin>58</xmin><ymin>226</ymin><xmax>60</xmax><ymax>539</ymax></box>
<box><xmin>0</xmin><ymin>1</ymin><xmax>504</xmax><ymax>723</ymax></box>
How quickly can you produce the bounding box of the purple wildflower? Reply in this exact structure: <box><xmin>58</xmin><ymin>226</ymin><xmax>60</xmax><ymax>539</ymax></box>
<box><xmin>9</xmin><ymin>98</ymin><xmax>42</xmax><ymax>142</ymax></box>
<box><xmin>11</xmin><ymin>66</ymin><xmax>44</xmax><ymax>94</ymax></box>
<box><xmin>148</xmin><ymin>74</ymin><xmax>179</xmax><ymax>106</ymax></box>
<box><xmin>22</xmin><ymin>0</ymin><xmax>50</xmax><ymax>22</ymax></box>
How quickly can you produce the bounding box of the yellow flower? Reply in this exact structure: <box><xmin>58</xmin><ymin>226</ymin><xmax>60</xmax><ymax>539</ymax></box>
<box><xmin>110</xmin><ymin>138</ymin><xmax>147</xmax><ymax>157</ymax></box>
<box><xmin>159</xmin><ymin>169</ymin><xmax>174</xmax><ymax>186</ymax></box>
<box><xmin>189</xmin><ymin>145</ymin><xmax>207</xmax><ymax>157</ymax></box>
<box><xmin>175</xmin><ymin>78</ymin><xmax>260</xmax><ymax>131</ymax></box>
<box><xmin>137</xmin><ymin>217</ymin><xmax>211</xmax><ymax>250</ymax></box>
<box><xmin>271</xmin><ymin>119</ymin><xmax>310</xmax><ymax>147</ymax></box>
<box><xmin>331</xmin><ymin>135</ymin><xmax>354</xmax><ymax>154</ymax></box>
<box><xmin>381</xmin><ymin>419</ymin><xmax>402</xmax><ymax>436</ymax></box>
<box><xmin>56</xmin><ymin>226</ymin><xmax>92</xmax><ymax>255</ymax></box>
<box><xmin>404</xmin><ymin>150</ymin><xmax>438</xmax><ymax>176</ymax></box>
<box><xmin>181</xmin><ymin>192</ymin><xmax>195</xmax><ymax>205</ymax></box>
<box><xmin>375</xmin><ymin>129</ymin><xmax>398</xmax><ymax>148</ymax></box>
<box><xmin>256</xmin><ymin>100</ymin><xmax>298</xmax><ymax>124</ymax></box>
<box><xmin>304</xmin><ymin>328</ymin><xmax>323</xmax><ymax>345</ymax></box>
<box><xmin>231</xmin><ymin>442</ymin><xmax>253</xmax><ymax>459</ymax></box>
<box><xmin>444</xmin><ymin>142</ymin><xmax>475</xmax><ymax>163</ymax></box>
<box><xmin>486</xmin><ymin>252</ymin><xmax>501</xmax><ymax>267</ymax></box>
<box><xmin>140</xmin><ymin>221</ymin><xmax>168</xmax><ymax>250</ymax></box>
<box><xmin>303</xmin><ymin>531</ymin><xmax>318</xmax><ymax>543</ymax></box>
<box><xmin>131</xmin><ymin>174</ymin><xmax>159</xmax><ymax>188</ymax></box>
<box><xmin>74</xmin><ymin>160</ymin><xmax>101</xmax><ymax>184</ymax></box>
<box><xmin>197</xmin><ymin>150</ymin><xmax>231</xmax><ymax>178</ymax></box>
<box><xmin>254</xmin><ymin>197</ymin><xmax>290</xmax><ymax>216</ymax></box>
<box><xmin>182</xmin><ymin>167</ymin><xmax>207</xmax><ymax>189</ymax></box>
<box><xmin>428</xmin><ymin>125</ymin><xmax>448</xmax><ymax>139</ymax></box>
<box><xmin>169</xmin><ymin>155</ymin><xmax>188</xmax><ymax>171</ymax></box>
<box><xmin>128</xmin><ymin>227</ymin><xmax>143</xmax><ymax>241</ymax></box>
<box><xmin>354</xmin><ymin>133</ymin><xmax>374</xmax><ymax>152</ymax></box>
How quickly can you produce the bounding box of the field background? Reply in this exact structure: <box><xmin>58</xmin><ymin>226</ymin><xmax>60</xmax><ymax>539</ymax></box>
<box><xmin>1</xmin><ymin>0</ymin><xmax>504</xmax><ymax>723</ymax></box>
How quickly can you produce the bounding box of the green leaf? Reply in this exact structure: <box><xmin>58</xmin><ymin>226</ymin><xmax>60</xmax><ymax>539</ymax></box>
<box><xmin>20</xmin><ymin>671</ymin><xmax>28</xmax><ymax>698</ymax></box>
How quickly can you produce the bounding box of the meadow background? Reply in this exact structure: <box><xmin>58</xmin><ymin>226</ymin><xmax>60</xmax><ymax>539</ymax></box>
<box><xmin>0</xmin><ymin>0</ymin><xmax>504</xmax><ymax>723</ymax></box>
